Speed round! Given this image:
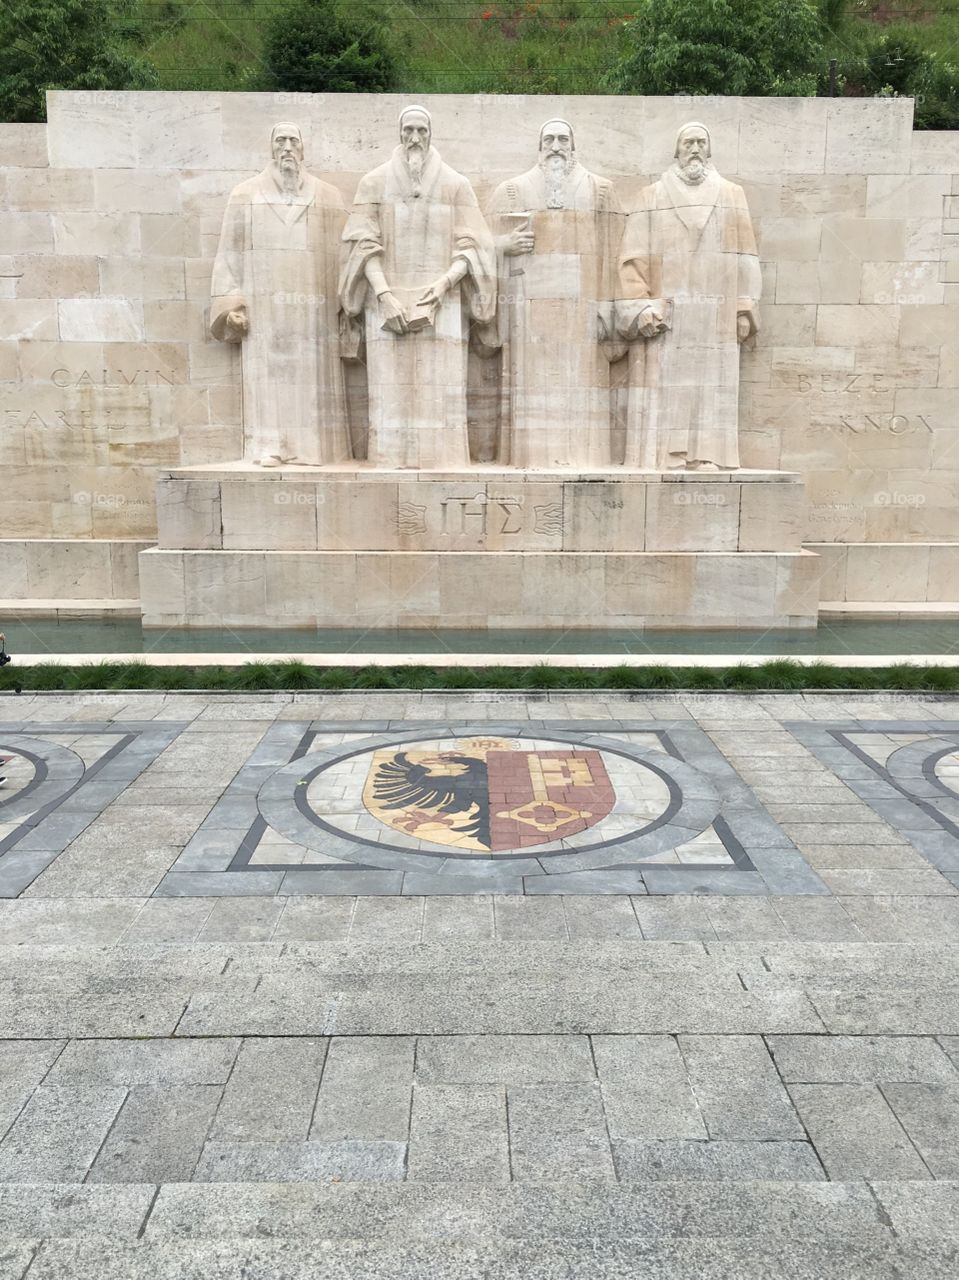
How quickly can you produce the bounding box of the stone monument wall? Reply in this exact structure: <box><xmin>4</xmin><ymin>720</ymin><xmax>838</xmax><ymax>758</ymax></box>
<box><xmin>1</xmin><ymin>92</ymin><xmax>958</xmax><ymax>608</ymax></box>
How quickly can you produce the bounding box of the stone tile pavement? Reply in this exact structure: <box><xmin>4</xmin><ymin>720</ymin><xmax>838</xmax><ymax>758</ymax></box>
<box><xmin>0</xmin><ymin>691</ymin><xmax>958</xmax><ymax>1276</ymax></box>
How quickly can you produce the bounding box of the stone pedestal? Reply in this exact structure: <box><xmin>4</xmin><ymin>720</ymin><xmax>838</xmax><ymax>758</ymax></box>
<box><xmin>139</xmin><ymin>465</ymin><xmax>820</xmax><ymax>629</ymax></box>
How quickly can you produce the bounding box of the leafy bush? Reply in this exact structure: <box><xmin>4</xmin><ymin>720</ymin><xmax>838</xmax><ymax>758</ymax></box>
<box><xmin>606</xmin><ymin>0</ymin><xmax>825</xmax><ymax>97</ymax></box>
<box><xmin>261</xmin><ymin>0</ymin><xmax>396</xmax><ymax>94</ymax></box>
<box><xmin>0</xmin><ymin>0</ymin><xmax>157</xmax><ymax>122</ymax></box>
<box><xmin>832</xmin><ymin>26</ymin><xmax>959</xmax><ymax>130</ymax></box>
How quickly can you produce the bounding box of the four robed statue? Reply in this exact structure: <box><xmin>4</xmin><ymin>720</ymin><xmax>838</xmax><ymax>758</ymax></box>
<box><xmin>211</xmin><ymin>113</ymin><xmax>761</xmax><ymax>473</ymax></box>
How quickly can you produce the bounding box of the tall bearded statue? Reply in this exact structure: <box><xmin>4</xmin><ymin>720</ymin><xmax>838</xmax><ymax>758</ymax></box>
<box><xmin>487</xmin><ymin>120</ymin><xmax>624</xmax><ymax>468</ymax></box>
<box><xmin>619</xmin><ymin>122</ymin><xmax>762</xmax><ymax>470</ymax></box>
<box><xmin>339</xmin><ymin>106</ymin><xmax>497</xmax><ymax>469</ymax></box>
<box><xmin>210</xmin><ymin>122</ymin><xmax>350</xmax><ymax>467</ymax></box>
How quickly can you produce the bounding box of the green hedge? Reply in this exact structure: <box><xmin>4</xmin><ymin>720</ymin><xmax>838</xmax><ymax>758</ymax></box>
<box><xmin>0</xmin><ymin>661</ymin><xmax>955</xmax><ymax>693</ymax></box>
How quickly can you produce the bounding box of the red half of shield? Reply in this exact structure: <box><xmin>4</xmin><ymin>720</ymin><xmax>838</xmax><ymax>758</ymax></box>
<box><xmin>486</xmin><ymin>749</ymin><xmax>616</xmax><ymax>851</ymax></box>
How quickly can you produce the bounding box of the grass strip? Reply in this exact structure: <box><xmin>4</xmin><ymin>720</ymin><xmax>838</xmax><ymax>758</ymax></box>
<box><xmin>0</xmin><ymin>661</ymin><xmax>956</xmax><ymax>693</ymax></box>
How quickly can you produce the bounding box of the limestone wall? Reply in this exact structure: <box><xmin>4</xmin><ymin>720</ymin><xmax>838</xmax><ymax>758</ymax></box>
<box><xmin>1</xmin><ymin>92</ymin><xmax>958</xmax><ymax>603</ymax></box>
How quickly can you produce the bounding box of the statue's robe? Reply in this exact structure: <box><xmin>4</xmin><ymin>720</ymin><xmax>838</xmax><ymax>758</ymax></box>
<box><xmin>340</xmin><ymin>146</ymin><xmax>496</xmax><ymax>469</ymax></box>
<box><xmin>620</xmin><ymin>167</ymin><xmax>761</xmax><ymax>469</ymax></box>
<box><xmin>487</xmin><ymin>162</ymin><xmax>624</xmax><ymax>468</ymax></box>
<box><xmin>210</xmin><ymin>167</ymin><xmax>350</xmax><ymax>464</ymax></box>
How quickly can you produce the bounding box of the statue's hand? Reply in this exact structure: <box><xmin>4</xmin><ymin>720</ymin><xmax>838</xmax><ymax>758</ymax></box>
<box><xmin>224</xmin><ymin>308</ymin><xmax>248</xmax><ymax>341</ymax></box>
<box><xmin>503</xmin><ymin>226</ymin><xmax>535</xmax><ymax>257</ymax></box>
<box><xmin>417</xmin><ymin>274</ymin><xmax>453</xmax><ymax>308</ymax></box>
<box><xmin>737</xmin><ymin>313</ymin><xmax>753</xmax><ymax>343</ymax></box>
<box><xmin>638</xmin><ymin>305</ymin><xmax>667</xmax><ymax>339</ymax></box>
<box><xmin>379</xmin><ymin>291</ymin><xmax>409</xmax><ymax>334</ymax></box>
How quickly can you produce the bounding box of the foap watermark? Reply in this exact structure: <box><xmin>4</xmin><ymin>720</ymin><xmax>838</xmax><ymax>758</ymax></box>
<box><xmin>672</xmin><ymin>490</ymin><xmax>728</xmax><ymax>507</ymax></box>
<box><xmin>74</xmin><ymin>492</ymin><xmax>151</xmax><ymax>510</ymax></box>
<box><xmin>874</xmin><ymin>490</ymin><xmax>926</xmax><ymax>508</ymax></box>
<box><xmin>273</xmin><ymin>292</ymin><xmax>327</xmax><ymax>307</ymax></box>
<box><xmin>273</xmin><ymin>489</ymin><xmax>326</xmax><ymax>507</ymax></box>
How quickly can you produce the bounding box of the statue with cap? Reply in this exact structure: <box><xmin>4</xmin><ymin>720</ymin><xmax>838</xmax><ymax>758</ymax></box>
<box><xmin>619</xmin><ymin>121</ymin><xmax>762</xmax><ymax>470</ymax></box>
<box><xmin>339</xmin><ymin>106</ymin><xmax>497</xmax><ymax>469</ymax></box>
<box><xmin>486</xmin><ymin>118</ymin><xmax>625</xmax><ymax>468</ymax></box>
<box><xmin>210</xmin><ymin>121</ymin><xmax>350</xmax><ymax>467</ymax></box>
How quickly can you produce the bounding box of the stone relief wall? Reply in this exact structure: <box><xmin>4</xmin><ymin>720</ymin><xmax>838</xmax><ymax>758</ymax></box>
<box><xmin>1</xmin><ymin>92</ymin><xmax>958</xmax><ymax>605</ymax></box>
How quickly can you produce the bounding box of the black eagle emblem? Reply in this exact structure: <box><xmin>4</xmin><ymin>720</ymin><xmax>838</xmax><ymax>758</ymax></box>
<box><xmin>371</xmin><ymin>751</ymin><xmax>491</xmax><ymax>848</ymax></box>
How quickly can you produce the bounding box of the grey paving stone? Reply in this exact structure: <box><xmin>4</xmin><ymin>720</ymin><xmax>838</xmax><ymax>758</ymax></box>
<box><xmin>416</xmin><ymin>1036</ymin><xmax>595</xmax><ymax>1086</ymax></box>
<box><xmin>422</xmin><ymin>896</ymin><xmax>495</xmax><ymax>939</ymax></box>
<box><xmin>642</xmin><ymin>868</ymin><xmax>768</xmax><ymax>895</ymax></box>
<box><xmin>493</xmin><ymin>897</ymin><xmax>568</xmax><ymax>940</ymax></box>
<box><xmin>0</xmin><ymin>899</ymin><xmax>144</xmax><ymax>945</ymax></box>
<box><xmin>118</xmin><ymin>897</ymin><xmax>215</xmax><ymax>944</ymax></box>
<box><xmin>810</xmin><ymin>985</ymin><xmax>959</xmax><ymax>1035</ymax></box>
<box><xmin>0</xmin><ymin>991</ymin><xmax>187</xmax><ymax>1039</ymax></box>
<box><xmin>784</xmin><ymin>823</ymin><xmax>907</xmax><ymax>846</ymax></box>
<box><xmin>199</xmin><ymin>898</ymin><xmax>287</xmax><ymax>942</ymax></box>
<box><xmin>703</xmin><ymin>898</ymin><xmax>790</xmax><ymax>941</ymax></box>
<box><xmin>767</xmin><ymin>1035</ymin><xmax>959</xmax><ymax>1084</ymax></box>
<box><xmin>311</xmin><ymin>1037</ymin><xmax>414</xmax><ymax>1142</ymax></box>
<box><xmin>783</xmin><ymin>844</ymin><xmax>926</xmax><ymax>875</ymax></box>
<box><xmin>407</xmin><ymin>1084</ymin><xmax>508</xmax><ymax>1182</ymax></box>
<box><xmin>88</xmin><ymin>1083</ymin><xmax>221</xmax><ymax>1183</ymax></box>
<box><xmin>281</xmin><ymin>871</ymin><xmax>405</xmax><ymax>896</ymax></box>
<box><xmin>156</xmin><ymin>870</ymin><xmax>285</xmax><ymax>897</ymax></box>
<box><xmin>193</xmin><ymin>1139</ymin><xmax>406</xmax><ymax>1182</ymax></box>
<box><xmin>941</xmin><ymin>1037</ymin><xmax>959</xmax><ymax>1070</ymax></box>
<box><xmin>0</xmin><ymin>1038</ymin><xmax>64</xmax><ymax>1093</ymax></box>
<box><xmin>36</xmin><ymin>1237</ymin><xmax>959</xmax><ymax>1280</ymax></box>
<box><xmin>822</xmin><ymin>869</ymin><xmax>959</xmax><ymax>896</ymax></box>
<box><xmin>881</xmin><ymin>1083</ymin><xmax>959</xmax><ymax>1177</ymax></box>
<box><xmin>350</xmin><ymin>897</ymin><xmax>423</xmax><ymax>940</ymax></box>
<box><xmin>614</xmin><ymin>1139</ymin><xmax>824</xmax><ymax>1181</ymax></box>
<box><xmin>524</xmin><ymin>870</ymin><xmax>649</xmax><ymax>895</ymax></box>
<box><xmin>507</xmin><ymin>1083</ymin><xmax>615</xmax><ymax>1181</ymax></box>
<box><xmin>561</xmin><ymin>896</ymin><xmax>640</xmax><ymax>938</ymax></box>
<box><xmin>0</xmin><ymin>1182</ymin><xmax>153</xmax><ymax>1238</ymax></box>
<box><xmin>834</xmin><ymin>897</ymin><xmax>959</xmax><ymax>943</ymax></box>
<box><xmin>210</xmin><ymin>1037</ymin><xmax>326</xmax><ymax>1142</ymax></box>
<box><xmin>788</xmin><ymin>1083</ymin><xmax>931</xmax><ymax>1179</ymax></box>
<box><xmin>678</xmin><ymin>1035</ymin><xmax>803</xmax><ymax>1140</ymax></box>
<box><xmin>273</xmin><ymin>897</ymin><xmax>355</xmax><ymax>941</ymax></box>
<box><xmin>593</xmin><ymin>1035</ymin><xmax>705</xmax><ymax>1140</ymax></box>
<box><xmin>404</xmin><ymin>873</ymin><xmax>520</xmax><ymax>895</ymax></box>
<box><xmin>0</xmin><ymin>1084</ymin><xmax>126</xmax><ymax>1182</ymax></box>
<box><xmin>873</xmin><ymin>1181</ymin><xmax>959</xmax><ymax>1240</ymax></box>
<box><xmin>632</xmin><ymin>896</ymin><xmax>716</xmax><ymax>940</ymax></box>
<box><xmin>8</xmin><ymin>1177</ymin><xmax>902</xmax><ymax>1245</ymax></box>
<box><xmin>771</xmin><ymin>896</ymin><xmax>864</xmax><ymax>941</ymax></box>
<box><xmin>0</xmin><ymin>850</ymin><xmax>62</xmax><ymax>899</ymax></box>
<box><xmin>176</xmin><ymin>972</ymin><xmax>822</xmax><ymax>1037</ymax></box>
<box><xmin>47</xmin><ymin>1038</ymin><xmax>239</xmax><ymax>1086</ymax></box>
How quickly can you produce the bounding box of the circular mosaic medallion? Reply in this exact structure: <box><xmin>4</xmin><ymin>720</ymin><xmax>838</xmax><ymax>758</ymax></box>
<box><xmin>256</xmin><ymin>729</ymin><xmax>722</xmax><ymax>876</ymax></box>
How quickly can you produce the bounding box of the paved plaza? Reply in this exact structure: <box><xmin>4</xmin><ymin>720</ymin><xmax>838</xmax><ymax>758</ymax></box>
<box><xmin>0</xmin><ymin>689</ymin><xmax>958</xmax><ymax>1276</ymax></box>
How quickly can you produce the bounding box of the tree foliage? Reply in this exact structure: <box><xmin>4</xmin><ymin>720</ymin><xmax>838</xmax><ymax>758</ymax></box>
<box><xmin>606</xmin><ymin>0</ymin><xmax>825</xmax><ymax>97</ymax></box>
<box><xmin>261</xmin><ymin>0</ymin><xmax>396</xmax><ymax>94</ymax></box>
<box><xmin>833</xmin><ymin>26</ymin><xmax>959</xmax><ymax>130</ymax></box>
<box><xmin>0</xmin><ymin>0</ymin><xmax>157</xmax><ymax>123</ymax></box>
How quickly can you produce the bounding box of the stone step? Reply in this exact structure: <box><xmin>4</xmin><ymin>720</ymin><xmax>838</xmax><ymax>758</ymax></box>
<box><xmin>820</xmin><ymin>600</ymin><xmax>959</xmax><ymax>620</ymax></box>
<box><xmin>19</xmin><ymin>1233</ymin><xmax>947</xmax><ymax>1280</ymax></box>
<box><xmin>0</xmin><ymin>597</ymin><xmax>140</xmax><ymax>619</ymax></box>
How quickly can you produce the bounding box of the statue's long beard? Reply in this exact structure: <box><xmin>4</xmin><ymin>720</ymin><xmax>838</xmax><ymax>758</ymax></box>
<box><xmin>540</xmin><ymin>151</ymin><xmax>575</xmax><ymax>209</ymax></box>
<box><xmin>677</xmin><ymin>157</ymin><xmax>709</xmax><ymax>186</ymax></box>
<box><xmin>405</xmin><ymin>145</ymin><xmax>425</xmax><ymax>192</ymax></box>
<box><xmin>275</xmin><ymin>155</ymin><xmax>302</xmax><ymax>199</ymax></box>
